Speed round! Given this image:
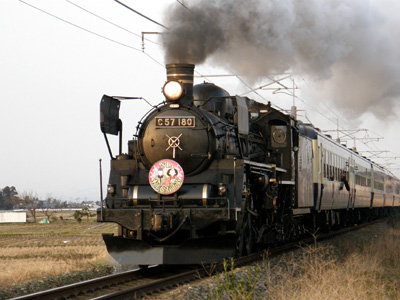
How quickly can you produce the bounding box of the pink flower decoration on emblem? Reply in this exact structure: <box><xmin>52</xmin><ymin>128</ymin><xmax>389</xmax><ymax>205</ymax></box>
<box><xmin>149</xmin><ymin>159</ymin><xmax>184</xmax><ymax>195</ymax></box>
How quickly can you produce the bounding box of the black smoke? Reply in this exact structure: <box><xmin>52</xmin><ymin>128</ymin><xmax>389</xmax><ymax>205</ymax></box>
<box><xmin>162</xmin><ymin>0</ymin><xmax>400</xmax><ymax>119</ymax></box>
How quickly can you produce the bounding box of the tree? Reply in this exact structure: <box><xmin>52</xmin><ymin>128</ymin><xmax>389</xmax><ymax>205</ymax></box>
<box><xmin>73</xmin><ymin>210</ymin><xmax>82</xmax><ymax>223</ymax></box>
<box><xmin>73</xmin><ymin>206</ymin><xmax>95</xmax><ymax>223</ymax></box>
<box><xmin>0</xmin><ymin>186</ymin><xmax>18</xmax><ymax>210</ymax></box>
<box><xmin>16</xmin><ymin>191</ymin><xmax>39</xmax><ymax>222</ymax></box>
<box><xmin>42</xmin><ymin>197</ymin><xmax>54</xmax><ymax>220</ymax></box>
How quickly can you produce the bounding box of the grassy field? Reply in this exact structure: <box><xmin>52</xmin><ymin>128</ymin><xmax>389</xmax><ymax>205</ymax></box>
<box><xmin>3</xmin><ymin>211</ymin><xmax>400</xmax><ymax>299</ymax></box>
<box><xmin>158</xmin><ymin>217</ymin><xmax>400</xmax><ymax>300</ymax></box>
<box><xmin>0</xmin><ymin>211</ymin><xmax>118</xmax><ymax>287</ymax></box>
<box><xmin>208</xmin><ymin>219</ymin><xmax>400</xmax><ymax>300</ymax></box>
<box><xmin>258</xmin><ymin>221</ymin><xmax>400</xmax><ymax>299</ymax></box>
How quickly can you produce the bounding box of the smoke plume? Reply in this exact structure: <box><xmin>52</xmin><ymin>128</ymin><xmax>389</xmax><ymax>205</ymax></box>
<box><xmin>162</xmin><ymin>0</ymin><xmax>400</xmax><ymax>119</ymax></box>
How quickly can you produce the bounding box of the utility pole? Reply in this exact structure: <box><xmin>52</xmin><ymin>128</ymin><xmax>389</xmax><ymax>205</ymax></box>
<box><xmin>336</xmin><ymin>119</ymin><xmax>340</xmax><ymax>143</ymax></box>
<box><xmin>291</xmin><ymin>79</ymin><xmax>297</xmax><ymax>120</ymax></box>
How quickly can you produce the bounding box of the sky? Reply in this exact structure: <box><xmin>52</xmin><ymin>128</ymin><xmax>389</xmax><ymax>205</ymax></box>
<box><xmin>1</xmin><ymin>0</ymin><xmax>400</xmax><ymax>202</ymax></box>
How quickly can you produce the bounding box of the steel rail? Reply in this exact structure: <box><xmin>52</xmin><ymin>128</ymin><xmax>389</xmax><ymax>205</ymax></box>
<box><xmin>9</xmin><ymin>266</ymin><xmax>160</xmax><ymax>300</ymax></box>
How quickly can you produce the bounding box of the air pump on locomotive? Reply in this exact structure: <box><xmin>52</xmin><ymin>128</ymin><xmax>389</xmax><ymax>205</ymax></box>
<box><xmin>98</xmin><ymin>63</ymin><xmax>400</xmax><ymax>265</ymax></box>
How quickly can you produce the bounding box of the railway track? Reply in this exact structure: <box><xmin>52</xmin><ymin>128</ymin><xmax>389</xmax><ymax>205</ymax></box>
<box><xmin>9</xmin><ymin>220</ymin><xmax>382</xmax><ymax>300</ymax></box>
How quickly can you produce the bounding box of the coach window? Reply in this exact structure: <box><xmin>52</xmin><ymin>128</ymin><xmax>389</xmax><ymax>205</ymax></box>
<box><xmin>332</xmin><ymin>154</ymin><xmax>335</xmax><ymax>179</ymax></box>
<box><xmin>360</xmin><ymin>175</ymin><xmax>364</xmax><ymax>186</ymax></box>
<box><xmin>335</xmin><ymin>156</ymin><xmax>339</xmax><ymax>180</ymax></box>
<box><xmin>340</xmin><ymin>157</ymin><xmax>344</xmax><ymax>179</ymax></box>
<box><xmin>333</xmin><ymin>153</ymin><xmax>336</xmax><ymax>179</ymax></box>
<box><xmin>333</xmin><ymin>155</ymin><xmax>336</xmax><ymax>180</ymax></box>
<box><xmin>336</xmin><ymin>155</ymin><xmax>339</xmax><ymax>180</ymax></box>
<box><xmin>376</xmin><ymin>181</ymin><xmax>384</xmax><ymax>191</ymax></box>
<box><xmin>364</xmin><ymin>168</ymin><xmax>368</xmax><ymax>187</ymax></box>
<box><xmin>325</xmin><ymin>151</ymin><xmax>328</xmax><ymax>178</ymax></box>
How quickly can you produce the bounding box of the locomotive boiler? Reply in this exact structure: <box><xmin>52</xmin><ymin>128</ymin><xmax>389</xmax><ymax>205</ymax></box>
<box><xmin>98</xmin><ymin>63</ymin><xmax>400</xmax><ymax>265</ymax></box>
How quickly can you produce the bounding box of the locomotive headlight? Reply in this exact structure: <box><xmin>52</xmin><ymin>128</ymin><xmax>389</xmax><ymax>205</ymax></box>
<box><xmin>163</xmin><ymin>80</ymin><xmax>184</xmax><ymax>101</ymax></box>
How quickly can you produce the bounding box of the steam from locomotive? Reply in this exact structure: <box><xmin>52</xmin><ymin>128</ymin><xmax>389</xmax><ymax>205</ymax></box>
<box><xmin>162</xmin><ymin>0</ymin><xmax>400</xmax><ymax>119</ymax></box>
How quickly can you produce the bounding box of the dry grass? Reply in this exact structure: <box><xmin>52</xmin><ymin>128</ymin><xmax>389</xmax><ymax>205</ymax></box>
<box><xmin>164</xmin><ymin>220</ymin><xmax>400</xmax><ymax>300</ymax></box>
<box><xmin>260</xmin><ymin>222</ymin><xmax>400</xmax><ymax>300</ymax></box>
<box><xmin>0</xmin><ymin>212</ymin><xmax>117</xmax><ymax>287</ymax></box>
<box><xmin>0</xmin><ymin>246</ymin><xmax>108</xmax><ymax>286</ymax></box>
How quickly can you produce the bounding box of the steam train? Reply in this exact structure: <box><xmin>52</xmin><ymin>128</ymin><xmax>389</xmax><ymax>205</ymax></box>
<box><xmin>98</xmin><ymin>63</ymin><xmax>400</xmax><ymax>265</ymax></box>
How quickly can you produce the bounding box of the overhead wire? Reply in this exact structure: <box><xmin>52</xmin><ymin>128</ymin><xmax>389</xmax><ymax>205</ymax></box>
<box><xmin>222</xmin><ymin>65</ymin><xmax>286</xmax><ymax>112</ymax></box>
<box><xmin>300</xmin><ymin>78</ymin><xmax>390</xmax><ymax>151</ymax></box>
<box><xmin>237</xmin><ymin>72</ymin><xmax>399</xmax><ymax>172</ymax></box>
<box><xmin>18</xmin><ymin>0</ymin><xmax>214</xmax><ymax>80</ymax></box>
<box><xmin>19</xmin><ymin>0</ymin><xmax>400</xmax><ymax>174</ymax></box>
<box><xmin>65</xmin><ymin>0</ymin><xmax>161</xmax><ymax>46</ymax></box>
<box><xmin>294</xmin><ymin>78</ymin><xmax>399</xmax><ymax>172</ymax></box>
<box><xmin>242</xmin><ymin>76</ymin><xmax>335</xmax><ymax>126</ymax></box>
<box><xmin>296</xmin><ymin>79</ymin><xmax>388</xmax><ymax>161</ymax></box>
<box><xmin>216</xmin><ymin>70</ymin><xmax>400</xmax><ymax>173</ymax></box>
<box><xmin>175</xmin><ymin>0</ymin><xmax>193</xmax><ymax>13</ymax></box>
<box><xmin>300</xmin><ymin>78</ymin><xmax>366</xmax><ymax>131</ymax></box>
<box><xmin>19</xmin><ymin>1</ymin><xmax>218</xmax><ymax>92</ymax></box>
<box><xmin>19</xmin><ymin>0</ymin><xmax>142</xmax><ymax>52</ymax></box>
<box><xmin>143</xmin><ymin>51</ymin><xmax>164</xmax><ymax>68</ymax></box>
<box><xmin>114</xmin><ymin>0</ymin><xmax>168</xmax><ymax>29</ymax></box>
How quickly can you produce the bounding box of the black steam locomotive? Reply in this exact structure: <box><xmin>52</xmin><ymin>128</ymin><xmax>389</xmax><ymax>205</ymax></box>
<box><xmin>98</xmin><ymin>63</ymin><xmax>400</xmax><ymax>265</ymax></box>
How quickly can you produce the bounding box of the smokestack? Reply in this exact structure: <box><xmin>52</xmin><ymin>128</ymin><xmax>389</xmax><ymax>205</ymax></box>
<box><xmin>166</xmin><ymin>63</ymin><xmax>194</xmax><ymax>106</ymax></box>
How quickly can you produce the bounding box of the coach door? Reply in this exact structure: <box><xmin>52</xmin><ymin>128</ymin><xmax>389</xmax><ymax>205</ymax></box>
<box><xmin>347</xmin><ymin>157</ymin><xmax>355</xmax><ymax>209</ymax></box>
<box><xmin>316</xmin><ymin>143</ymin><xmax>324</xmax><ymax>211</ymax></box>
<box><xmin>370</xmin><ymin>164</ymin><xmax>374</xmax><ymax>208</ymax></box>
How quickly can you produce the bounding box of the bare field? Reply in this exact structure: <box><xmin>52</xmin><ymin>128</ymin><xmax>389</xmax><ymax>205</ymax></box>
<box><xmin>0</xmin><ymin>212</ymin><xmax>117</xmax><ymax>287</ymax></box>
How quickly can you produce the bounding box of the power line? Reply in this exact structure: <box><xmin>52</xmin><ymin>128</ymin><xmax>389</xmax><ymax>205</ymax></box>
<box><xmin>16</xmin><ymin>1</ymin><xmax>400</xmax><ymax>176</ymax></box>
<box><xmin>19</xmin><ymin>0</ymin><xmax>142</xmax><ymax>52</ymax></box>
<box><xmin>143</xmin><ymin>51</ymin><xmax>164</xmax><ymax>68</ymax></box>
<box><xmin>239</xmin><ymin>74</ymin><xmax>399</xmax><ymax>174</ymax></box>
<box><xmin>114</xmin><ymin>0</ymin><xmax>168</xmax><ymax>29</ymax></box>
<box><xmin>18</xmin><ymin>0</ymin><xmax>215</xmax><ymax>90</ymax></box>
<box><xmin>223</xmin><ymin>65</ymin><xmax>286</xmax><ymax>112</ymax></box>
<box><xmin>18</xmin><ymin>1</ymin><xmax>232</xmax><ymax>95</ymax></box>
<box><xmin>175</xmin><ymin>0</ymin><xmax>193</xmax><ymax>13</ymax></box>
<box><xmin>293</xmin><ymin>81</ymin><xmax>400</xmax><ymax>175</ymax></box>
<box><xmin>65</xmin><ymin>0</ymin><xmax>160</xmax><ymax>46</ymax></box>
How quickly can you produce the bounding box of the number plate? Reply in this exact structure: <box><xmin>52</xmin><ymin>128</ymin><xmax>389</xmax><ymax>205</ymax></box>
<box><xmin>155</xmin><ymin>117</ymin><xmax>195</xmax><ymax>128</ymax></box>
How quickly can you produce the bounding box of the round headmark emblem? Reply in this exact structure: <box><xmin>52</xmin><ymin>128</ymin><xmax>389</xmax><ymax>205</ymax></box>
<box><xmin>149</xmin><ymin>159</ymin><xmax>184</xmax><ymax>195</ymax></box>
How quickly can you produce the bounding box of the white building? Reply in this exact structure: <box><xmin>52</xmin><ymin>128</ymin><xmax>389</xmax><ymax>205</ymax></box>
<box><xmin>0</xmin><ymin>211</ymin><xmax>27</xmax><ymax>223</ymax></box>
